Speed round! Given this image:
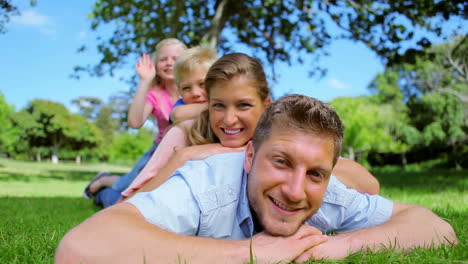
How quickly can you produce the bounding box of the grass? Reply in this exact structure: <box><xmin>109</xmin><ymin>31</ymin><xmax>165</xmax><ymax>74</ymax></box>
<box><xmin>0</xmin><ymin>158</ymin><xmax>467</xmax><ymax>263</ymax></box>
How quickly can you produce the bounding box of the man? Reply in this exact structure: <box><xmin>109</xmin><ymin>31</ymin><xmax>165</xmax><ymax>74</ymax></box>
<box><xmin>56</xmin><ymin>94</ymin><xmax>457</xmax><ymax>263</ymax></box>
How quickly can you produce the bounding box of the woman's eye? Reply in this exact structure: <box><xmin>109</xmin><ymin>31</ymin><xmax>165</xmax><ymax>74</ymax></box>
<box><xmin>212</xmin><ymin>103</ymin><xmax>224</xmax><ymax>108</ymax></box>
<box><xmin>182</xmin><ymin>87</ymin><xmax>190</xmax><ymax>91</ymax></box>
<box><xmin>239</xmin><ymin>103</ymin><xmax>253</xmax><ymax>108</ymax></box>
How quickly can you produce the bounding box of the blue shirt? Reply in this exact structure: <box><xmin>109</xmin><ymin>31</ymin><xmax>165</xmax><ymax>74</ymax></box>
<box><xmin>127</xmin><ymin>152</ymin><xmax>393</xmax><ymax>238</ymax></box>
<box><xmin>169</xmin><ymin>98</ymin><xmax>186</xmax><ymax>124</ymax></box>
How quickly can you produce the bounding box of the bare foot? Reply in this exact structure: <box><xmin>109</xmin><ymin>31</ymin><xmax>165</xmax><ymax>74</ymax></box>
<box><xmin>89</xmin><ymin>175</ymin><xmax>120</xmax><ymax>193</ymax></box>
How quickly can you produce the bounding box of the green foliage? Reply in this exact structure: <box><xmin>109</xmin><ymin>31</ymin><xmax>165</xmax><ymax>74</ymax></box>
<box><xmin>10</xmin><ymin>99</ymin><xmax>102</xmax><ymax>162</ymax></box>
<box><xmin>74</xmin><ymin>0</ymin><xmax>465</xmax><ymax>81</ymax></box>
<box><xmin>331</xmin><ymin>96</ymin><xmax>408</xmax><ymax>165</ymax></box>
<box><xmin>107</xmin><ymin>128</ymin><xmax>154</xmax><ymax>165</ymax></box>
<box><xmin>0</xmin><ymin>93</ymin><xmax>18</xmax><ymax>154</ymax></box>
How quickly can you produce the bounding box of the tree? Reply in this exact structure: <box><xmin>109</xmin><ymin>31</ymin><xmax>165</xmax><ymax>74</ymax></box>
<box><xmin>0</xmin><ymin>0</ymin><xmax>36</xmax><ymax>34</ymax></box>
<box><xmin>71</xmin><ymin>96</ymin><xmax>103</xmax><ymax>121</ymax></box>
<box><xmin>74</xmin><ymin>0</ymin><xmax>466</xmax><ymax>81</ymax></box>
<box><xmin>11</xmin><ymin>99</ymin><xmax>101</xmax><ymax>163</ymax></box>
<box><xmin>330</xmin><ymin>96</ymin><xmax>408</xmax><ymax>165</ymax></box>
<box><xmin>0</xmin><ymin>92</ymin><xmax>18</xmax><ymax>155</ymax></box>
<box><xmin>369</xmin><ymin>37</ymin><xmax>468</xmax><ymax>168</ymax></box>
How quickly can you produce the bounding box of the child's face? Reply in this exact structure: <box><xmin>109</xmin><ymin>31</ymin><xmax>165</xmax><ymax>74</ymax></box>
<box><xmin>179</xmin><ymin>67</ymin><xmax>208</xmax><ymax>104</ymax></box>
<box><xmin>156</xmin><ymin>44</ymin><xmax>184</xmax><ymax>82</ymax></box>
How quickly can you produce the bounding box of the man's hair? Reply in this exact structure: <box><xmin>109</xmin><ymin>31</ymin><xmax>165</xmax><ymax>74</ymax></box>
<box><xmin>252</xmin><ymin>94</ymin><xmax>344</xmax><ymax>165</ymax></box>
<box><xmin>173</xmin><ymin>46</ymin><xmax>218</xmax><ymax>90</ymax></box>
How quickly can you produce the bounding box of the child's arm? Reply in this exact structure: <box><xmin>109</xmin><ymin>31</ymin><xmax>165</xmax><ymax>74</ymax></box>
<box><xmin>170</xmin><ymin>103</ymin><xmax>208</xmax><ymax>123</ymax></box>
<box><xmin>332</xmin><ymin>158</ymin><xmax>380</xmax><ymax>194</ymax></box>
<box><xmin>128</xmin><ymin>53</ymin><xmax>156</xmax><ymax>128</ymax></box>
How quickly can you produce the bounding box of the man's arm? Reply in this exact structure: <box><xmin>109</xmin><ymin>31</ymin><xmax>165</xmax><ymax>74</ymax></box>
<box><xmin>55</xmin><ymin>203</ymin><xmax>328</xmax><ymax>264</ymax></box>
<box><xmin>295</xmin><ymin>202</ymin><xmax>458</xmax><ymax>261</ymax></box>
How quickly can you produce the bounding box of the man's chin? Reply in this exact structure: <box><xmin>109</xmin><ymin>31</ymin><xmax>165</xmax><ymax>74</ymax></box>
<box><xmin>263</xmin><ymin>222</ymin><xmax>301</xmax><ymax>237</ymax></box>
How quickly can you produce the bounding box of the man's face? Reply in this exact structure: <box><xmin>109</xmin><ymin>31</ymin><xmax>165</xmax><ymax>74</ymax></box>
<box><xmin>245</xmin><ymin>126</ymin><xmax>335</xmax><ymax>236</ymax></box>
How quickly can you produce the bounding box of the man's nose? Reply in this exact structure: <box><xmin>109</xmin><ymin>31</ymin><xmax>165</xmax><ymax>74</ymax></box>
<box><xmin>283</xmin><ymin>170</ymin><xmax>307</xmax><ymax>202</ymax></box>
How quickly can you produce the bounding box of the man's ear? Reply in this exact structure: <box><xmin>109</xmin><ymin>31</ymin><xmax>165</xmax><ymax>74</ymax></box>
<box><xmin>244</xmin><ymin>141</ymin><xmax>255</xmax><ymax>174</ymax></box>
<box><xmin>263</xmin><ymin>96</ymin><xmax>272</xmax><ymax>108</ymax></box>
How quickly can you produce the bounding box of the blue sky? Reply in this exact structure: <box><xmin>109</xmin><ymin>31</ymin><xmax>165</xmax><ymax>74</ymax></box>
<box><xmin>0</xmin><ymin>1</ymin><xmax>464</xmax><ymax>113</ymax></box>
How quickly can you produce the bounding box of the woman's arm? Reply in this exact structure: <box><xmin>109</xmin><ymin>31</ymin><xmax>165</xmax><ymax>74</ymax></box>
<box><xmin>128</xmin><ymin>53</ymin><xmax>156</xmax><ymax>128</ymax></box>
<box><xmin>332</xmin><ymin>158</ymin><xmax>380</xmax><ymax>194</ymax></box>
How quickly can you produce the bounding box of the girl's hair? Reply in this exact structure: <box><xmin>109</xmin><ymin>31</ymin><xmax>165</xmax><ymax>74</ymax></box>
<box><xmin>185</xmin><ymin>53</ymin><xmax>271</xmax><ymax>146</ymax></box>
<box><xmin>151</xmin><ymin>38</ymin><xmax>187</xmax><ymax>86</ymax></box>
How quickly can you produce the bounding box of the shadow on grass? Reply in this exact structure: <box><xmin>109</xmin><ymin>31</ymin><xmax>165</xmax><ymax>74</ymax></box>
<box><xmin>0</xmin><ymin>196</ymin><xmax>100</xmax><ymax>264</ymax></box>
<box><xmin>0</xmin><ymin>170</ymin><xmax>124</xmax><ymax>182</ymax></box>
<box><xmin>371</xmin><ymin>169</ymin><xmax>467</xmax><ymax>193</ymax></box>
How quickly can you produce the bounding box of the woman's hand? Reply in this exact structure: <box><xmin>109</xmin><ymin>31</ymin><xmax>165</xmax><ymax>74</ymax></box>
<box><xmin>176</xmin><ymin>143</ymin><xmax>246</xmax><ymax>162</ymax></box>
<box><xmin>135</xmin><ymin>53</ymin><xmax>156</xmax><ymax>83</ymax></box>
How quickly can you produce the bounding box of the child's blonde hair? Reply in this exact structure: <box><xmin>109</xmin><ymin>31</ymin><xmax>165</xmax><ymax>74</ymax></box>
<box><xmin>173</xmin><ymin>46</ymin><xmax>218</xmax><ymax>92</ymax></box>
<box><xmin>151</xmin><ymin>38</ymin><xmax>187</xmax><ymax>86</ymax></box>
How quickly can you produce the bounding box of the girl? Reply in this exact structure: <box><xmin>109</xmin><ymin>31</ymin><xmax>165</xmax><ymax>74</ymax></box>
<box><xmin>123</xmin><ymin>53</ymin><xmax>379</xmax><ymax>199</ymax></box>
<box><xmin>84</xmin><ymin>38</ymin><xmax>187</xmax><ymax>207</ymax></box>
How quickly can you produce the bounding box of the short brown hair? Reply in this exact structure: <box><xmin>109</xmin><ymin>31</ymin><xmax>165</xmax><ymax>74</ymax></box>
<box><xmin>252</xmin><ymin>94</ymin><xmax>344</xmax><ymax>165</ymax></box>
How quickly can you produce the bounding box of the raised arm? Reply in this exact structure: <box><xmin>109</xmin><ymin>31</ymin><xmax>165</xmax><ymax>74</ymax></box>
<box><xmin>128</xmin><ymin>53</ymin><xmax>156</xmax><ymax>128</ymax></box>
<box><xmin>295</xmin><ymin>202</ymin><xmax>457</xmax><ymax>261</ymax></box>
<box><xmin>332</xmin><ymin>158</ymin><xmax>380</xmax><ymax>194</ymax></box>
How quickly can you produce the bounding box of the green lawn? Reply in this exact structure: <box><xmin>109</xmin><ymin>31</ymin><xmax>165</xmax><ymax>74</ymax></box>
<box><xmin>0</xmin><ymin>158</ymin><xmax>467</xmax><ymax>263</ymax></box>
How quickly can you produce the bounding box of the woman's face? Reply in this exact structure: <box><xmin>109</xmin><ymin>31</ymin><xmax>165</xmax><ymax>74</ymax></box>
<box><xmin>209</xmin><ymin>75</ymin><xmax>270</xmax><ymax>148</ymax></box>
<box><xmin>156</xmin><ymin>44</ymin><xmax>184</xmax><ymax>82</ymax></box>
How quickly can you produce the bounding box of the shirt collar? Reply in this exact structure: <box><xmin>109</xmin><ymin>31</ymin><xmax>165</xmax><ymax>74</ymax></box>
<box><xmin>237</xmin><ymin>170</ymin><xmax>254</xmax><ymax>238</ymax></box>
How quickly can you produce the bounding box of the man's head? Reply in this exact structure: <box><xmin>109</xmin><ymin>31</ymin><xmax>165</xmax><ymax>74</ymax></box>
<box><xmin>174</xmin><ymin>46</ymin><xmax>217</xmax><ymax>104</ymax></box>
<box><xmin>244</xmin><ymin>94</ymin><xmax>344</xmax><ymax>236</ymax></box>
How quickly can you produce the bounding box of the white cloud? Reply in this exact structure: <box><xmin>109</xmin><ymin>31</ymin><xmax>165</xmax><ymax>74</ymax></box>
<box><xmin>328</xmin><ymin>78</ymin><xmax>348</xmax><ymax>90</ymax></box>
<box><xmin>12</xmin><ymin>10</ymin><xmax>50</xmax><ymax>26</ymax></box>
<box><xmin>77</xmin><ymin>30</ymin><xmax>87</xmax><ymax>40</ymax></box>
<box><xmin>11</xmin><ymin>10</ymin><xmax>56</xmax><ymax>36</ymax></box>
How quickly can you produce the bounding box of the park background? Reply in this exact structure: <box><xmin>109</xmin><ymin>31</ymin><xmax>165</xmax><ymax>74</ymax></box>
<box><xmin>0</xmin><ymin>0</ymin><xmax>467</xmax><ymax>263</ymax></box>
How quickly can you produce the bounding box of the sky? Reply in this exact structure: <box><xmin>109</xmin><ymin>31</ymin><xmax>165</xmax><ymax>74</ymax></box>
<box><xmin>0</xmin><ymin>1</ymin><xmax>465</xmax><ymax>114</ymax></box>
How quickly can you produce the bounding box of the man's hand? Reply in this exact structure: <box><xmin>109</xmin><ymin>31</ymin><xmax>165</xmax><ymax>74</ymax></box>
<box><xmin>251</xmin><ymin>224</ymin><xmax>328</xmax><ymax>264</ymax></box>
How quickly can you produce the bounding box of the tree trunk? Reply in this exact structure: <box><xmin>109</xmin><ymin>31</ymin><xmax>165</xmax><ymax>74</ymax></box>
<box><xmin>51</xmin><ymin>144</ymin><xmax>59</xmax><ymax>164</ymax></box>
<box><xmin>201</xmin><ymin>0</ymin><xmax>229</xmax><ymax>47</ymax></box>
<box><xmin>401</xmin><ymin>152</ymin><xmax>407</xmax><ymax>166</ymax></box>
<box><xmin>36</xmin><ymin>150</ymin><xmax>41</xmax><ymax>162</ymax></box>
<box><xmin>75</xmin><ymin>155</ymin><xmax>81</xmax><ymax>164</ymax></box>
<box><xmin>348</xmin><ymin>147</ymin><xmax>355</xmax><ymax>161</ymax></box>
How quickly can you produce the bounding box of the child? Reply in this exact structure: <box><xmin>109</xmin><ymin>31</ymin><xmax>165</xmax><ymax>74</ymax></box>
<box><xmin>83</xmin><ymin>38</ymin><xmax>187</xmax><ymax>205</ymax></box>
<box><xmin>121</xmin><ymin>45</ymin><xmax>218</xmax><ymax>198</ymax></box>
<box><xmin>87</xmin><ymin>45</ymin><xmax>218</xmax><ymax>207</ymax></box>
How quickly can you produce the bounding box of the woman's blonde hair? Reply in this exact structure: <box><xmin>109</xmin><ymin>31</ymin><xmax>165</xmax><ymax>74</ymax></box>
<box><xmin>185</xmin><ymin>53</ymin><xmax>271</xmax><ymax>146</ymax></box>
<box><xmin>151</xmin><ymin>38</ymin><xmax>187</xmax><ymax>86</ymax></box>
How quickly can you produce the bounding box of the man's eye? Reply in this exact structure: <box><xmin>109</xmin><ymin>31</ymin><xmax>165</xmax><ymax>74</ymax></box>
<box><xmin>308</xmin><ymin>171</ymin><xmax>323</xmax><ymax>179</ymax></box>
<box><xmin>274</xmin><ymin>158</ymin><xmax>287</xmax><ymax>166</ymax></box>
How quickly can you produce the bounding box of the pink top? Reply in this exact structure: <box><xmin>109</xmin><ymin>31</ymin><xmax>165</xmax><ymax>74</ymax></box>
<box><xmin>146</xmin><ymin>87</ymin><xmax>175</xmax><ymax>143</ymax></box>
<box><xmin>121</xmin><ymin>120</ymin><xmax>195</xmax><ymax>197</ymax></box>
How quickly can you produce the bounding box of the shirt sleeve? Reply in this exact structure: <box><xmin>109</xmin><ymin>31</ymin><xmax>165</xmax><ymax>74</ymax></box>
<box><xmin>126</xmin><ymin>174</ymin><xmax>201</xmax><ymax>235</ymax></box>
<box><xmin>169</xmin><ymin>99</ymin><xmax>186</xmax><ymax>124</ymax></box>
<box><xmin>309</xmin><ymin>176</ymin><xmax>393</xmax><ymax>234</ymax></box>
